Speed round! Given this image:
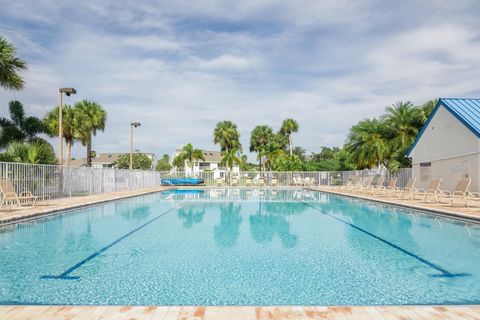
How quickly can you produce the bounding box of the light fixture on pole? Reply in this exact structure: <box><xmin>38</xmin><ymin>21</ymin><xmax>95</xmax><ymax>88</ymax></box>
<box><xmin>130</xmin><ymin>122</ymin><xmax>141</xmax><ymax>170</ymax></box>
<box><xmin>58</xmin><ymin>87</ymin><xmax>76</xmax><ymax>165</ymax></box>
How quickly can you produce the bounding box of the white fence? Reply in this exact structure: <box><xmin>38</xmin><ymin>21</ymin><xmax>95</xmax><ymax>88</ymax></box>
<box><xmin>0</xmin><ymin>162</ymin><xmax>412</xmax><ymax>201</ymax></box>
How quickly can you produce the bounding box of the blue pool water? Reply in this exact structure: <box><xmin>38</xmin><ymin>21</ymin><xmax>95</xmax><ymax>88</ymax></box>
<box><xmin>0</xmin><ymin>189</ymin><xmax>479</xmax><ymax>305</ymax></box>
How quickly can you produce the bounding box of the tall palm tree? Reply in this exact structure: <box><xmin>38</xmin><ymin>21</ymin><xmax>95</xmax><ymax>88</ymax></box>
<box><xmin>346</xmin><ymin>118</ymin><xmax>390</xmax><ymax>169</ymax></box>
<box><xmin>249</xmin><ymin>125</ymin><xmax>274</xmax><ymax>170</ymax></box>
<box><xmin>383</xmin><ymin>101</ymin><xmax>419</xmax><ymax>150</ymax></box>
<box><xmin>213</xmin><ymin>120</ymin><xmax>242</xmax><ymax>152</ymax></box>
<box><xmin>0</xmin><ymin>100</ymin><xmax>45</xmax><ymax>148</ymax></box>
<box><xmin>73</xmin><ymin>100</ymin><xmax>107</xmax><ymax>167</ymax></box>
<box><xmin>179</xmin><ymin>143</ymin><xmax>205</xmax><ymax>170</ymax></box>
<box><xmin>43</xmin><ymin>105</ymin><xmax>77</xmax><ymax>165</ymax></box>
<box><xmin>0</xmin><ymin>36</ymin><xmax>27</xmax><ymax>90</ymax></box>
<box><xmin>415</xmin><ymin>99</ymin><xmax>438</xmax><ymax>126</ymax></box>
<box><xmin>220</xmin><ymin>148</ymin><xmax>242</xmax><ymax>171</ymax></box>
<box><xmin>279</xmin><ymin>118</ymin><xmax>299</xmax><ymax>156</ymax></box>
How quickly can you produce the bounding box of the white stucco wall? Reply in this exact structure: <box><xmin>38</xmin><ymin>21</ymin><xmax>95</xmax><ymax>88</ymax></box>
<box><xmin>410</xmin><ymin>105</ymin><xmax>480</xmax><ymax>192</ymax></box>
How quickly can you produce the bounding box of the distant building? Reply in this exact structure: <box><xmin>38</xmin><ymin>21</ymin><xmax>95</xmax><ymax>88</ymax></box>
<box><xmin>69</xmin><ymin>152</ymin><xmax>157</xmax><ymax>170</ymax></box>
<box><xmin>407</xmin><ymin>98</ymin><xmax>480</xmax><ymax>192</ymax></box>
<box><xmin>172</xmin><ymin>149</ymin><xmax>239</xmax><ymax>176</ymax></box>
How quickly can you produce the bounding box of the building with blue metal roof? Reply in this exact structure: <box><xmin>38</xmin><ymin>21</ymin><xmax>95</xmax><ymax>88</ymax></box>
<box><xmin>408</xmin><ymin>98</ymin><xmax>480</xmax><ymax>192</ymax></box>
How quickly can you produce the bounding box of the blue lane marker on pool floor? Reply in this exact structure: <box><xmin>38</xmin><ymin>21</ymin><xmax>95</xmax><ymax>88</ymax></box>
<box><xmin>41</xmin><ymin>207</ymin><xmax>177</xmax><ymax>280</ymax></box>
<box><xmin>301</xmin><ymin>202</ymin><xmax>469</xmax><ymax>278</ymax></box>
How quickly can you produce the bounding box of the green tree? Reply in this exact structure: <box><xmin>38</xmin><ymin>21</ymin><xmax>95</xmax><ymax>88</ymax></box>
<box><xmin>176</xmin><ymin>143</ymin><xmax>205</xmax><ymax>170</ymax></box>
<box><xmin>415</xmin><ymin>99</ymin><xmax>438</xmax><ymax>125</ymax></box>
<box><xmin>213</xmin><ymin>120</ymin><xmax>242</xmax><ymax>152</ymax></box>
<box><xmin>0</xmin><ymin>100</ymin><xmax>46</xmax><ymax>148</ymax></box>
<box><xmin>114</xmin><ymin>153</ymin><xmax>152</xmax><ymax>170</ymax></box>
<box><xmin>346</xmin><ymin>118</ymin><xmax>390</xmax><ymax>169</ymax></box>
<box><xmin>0</xmin><ymin>140</ymin><xmax>56</xmax><ymax>164</ymax></box>
<box><xmin>73</xmin><ymin>100</ymin><xmax>107</xmax><ymax>167</ymax></box>
<box><xmin>0</xmin><ymin>36</ymin><xmax>27</xmax><ymax>90</ymax></box>
<box><xmin>43</xmin><ymin>105</ymin><xmax>77</xmax><ymax>165</ymax></box>
<box><xmin>273</xmin><ymin>154</ymin><xmax>304</xmax><ymax>171</ymax></box>
<box><xmin>279</xmin><ymin>118</ymin><xmax>299</xmax><ymax>156</ymax></box>
<box><xmin>383</xmin><ymin>101</ymin><xmax>420</xmax><ymax>151</ymax></box>
<box><xmin>220</xmin><ymin>148</ymin><xmax>242</xmax><ymax>171</ymax></box>
<box><xmin>156</xmin><ymin>154</ymin><xmax>173</xmax><ymax>171</ymax></box>
<box><xmin>260</xmin><ymin>142</ymin><xmax>284</xmax><ymax>171</ymax></box>
<box><xmin>249</xmin><ymin>125</ymin><xmax>274</xmax><ymax>170</ymax></box>
<box><xmin>292</xmin><ymin>146</ymin><xmax>306</xmax><ymax>161</ymax></box>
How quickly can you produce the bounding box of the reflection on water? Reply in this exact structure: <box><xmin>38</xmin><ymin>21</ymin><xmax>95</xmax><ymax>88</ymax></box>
<box><xmin>249</xmin><ymin>202</ymin><xmax>300</xmax><ymax>249</ymax></box>
<box><xmin>214</xmin><ymin>203</ymin><xmax>242</xmax><ymax>248</ymax></box>
<box><xmin>178</xmin><ymin>206</ymin><xmax>206</xmax><ymax>228</ymax></box>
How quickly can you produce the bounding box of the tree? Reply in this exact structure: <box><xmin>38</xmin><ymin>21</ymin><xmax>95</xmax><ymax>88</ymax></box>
<box><xmin>292</xmin><ymin>146</ymin><xmax>306</xmax><ymax>161</ymax></box>
<box><xmin>279</xmin><ymin>118</ymin><xmax>299</xmax><ymax>156</ymax></box>
<box><xmin>249</xmin><ymin>125</ymin><xmax>274</xmax><ymax>170</ymax></box>
<box><xmin>0</xmin><ymin>36</ymin><xmax>27</xmax><ymax>90</ymax></box>
<box><xmin>156</xmin><ymin>154</ymin><xmax>173</xmax><ymax>171</ymax></box>
<box><xmin>260</xmin><ymin>142</ymin><xmax>284</xmax><ymax>171</ymax></box>
<box><xmin>43</xmin><ymin>105</ymin><xmax>77</xmax><ymax>165</ymax></box>
<box><xmin>346</xmin><ymin>118</ymin><xmax>390</xmax><ymax>169</ymax></box>
<box><xmin>415</xmin><ymin>99</ymin><xmax>438</xmax><ymax>125</ymax></box>
<box><xmin>73</xmin><ymin>100</ymin><xmax>107</xmax><ymax>167</ymax></box>
<box><xmin>383</xmin><ymin>101</ymin><xmax>420</xmax><ymax>151</ymax></box>
<box><xmin>0</xmin><ymin>100</ymin><xmax>46</xmax><ymax>149</ymax></box>
<box><xmin>177</xmin><ymin>143</ymin><xmax>205</xmax><ymax>170</ymax></box>
<box><xmin>220</xmin><ymin>148</ymin><xmax>242</xmax><ymax>171</ymax></box>
<box><xmin>273</xmin><ymin>154</ymin><xmax>304</xmax><ymax>171</ymax></box>
<box><xmin>114</xmin><ymin>153</ymin><xmax>152</xmax><ymax>170</ymax></box>
<box><xmin>213</xmin><ymin>120</ymin><xmax>242</xmax><ymax>152</ymax></box>
<box><xmin>0</xmin><ymin>140</ymin><xmax>56</xmax><ymax>164</ymax></box>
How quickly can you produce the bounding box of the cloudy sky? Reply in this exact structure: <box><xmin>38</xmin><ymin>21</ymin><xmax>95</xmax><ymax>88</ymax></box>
<box><xmin>1</xmin><ymin>0</ymin><xmax>480</xmax><ymax>160</ymax></box>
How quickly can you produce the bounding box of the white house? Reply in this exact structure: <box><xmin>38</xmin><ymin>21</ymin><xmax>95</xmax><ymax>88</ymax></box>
<box><xmin>70</xmin><ymin>152</ymin><xmax>157</xmax><ymax>170</ymax></box>
<box><xmin>172</xmin><ymin>149</ymin><xmax>240</xmax><ymax>177</ymax></box>
<box><xmin>407</xmin><ymin>98</ymin><xmax>480</xmax><ymax>192</ymax></box>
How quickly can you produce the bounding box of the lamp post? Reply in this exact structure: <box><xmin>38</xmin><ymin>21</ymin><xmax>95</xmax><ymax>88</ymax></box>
<box><xmin>130</xmin><ymin>122</ymin><xmax>141</xmax><ymax>170</ymax></box>
<box><xmin>58</xmin><ymin>88</ymin><xmax>76</xmax><ymax>165</ymax></box>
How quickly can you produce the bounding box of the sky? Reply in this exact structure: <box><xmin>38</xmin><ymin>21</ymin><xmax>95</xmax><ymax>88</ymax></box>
<box><xmin>1</xmin><ymin>0</ymin><xmax>480</xmax><ymax>161</ymax></box>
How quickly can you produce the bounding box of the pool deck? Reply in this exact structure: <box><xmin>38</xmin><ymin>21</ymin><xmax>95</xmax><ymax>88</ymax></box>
<box><xmin>1</xmin><ymin>305</ymin><xmax>480</xmax><ymax>319</ymax></box>
<box><xmin>0</xmin><ymin>186</ymin><xmax>173</xmax><ymax>226</ymax></box>
<box><xmin>307</xmin><ymin>186</ymin><xmax>480</xmax><ymax>223</ymax></box>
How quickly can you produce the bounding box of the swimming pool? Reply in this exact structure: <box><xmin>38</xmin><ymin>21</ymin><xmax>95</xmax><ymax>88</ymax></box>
<box><xmin>0</xmin><ymin>189</ymin><xmax>479</xmax><ymax>305</ymax></box>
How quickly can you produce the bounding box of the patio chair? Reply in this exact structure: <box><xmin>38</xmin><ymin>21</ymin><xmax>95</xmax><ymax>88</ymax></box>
<box><xmin>293</xmin><ymin>175</ymin><xmax>303</xmax><ymax>186</ymax></box>
<box><xmin>352</xmin><ymin>176</ymin><xmax>373</xmax><ymax>193</ymax></box>
<box><xmin>466</xmin><ymin>192</ymin><xmax>480</xmax><ymax>208</ymax></box>
<box><xmin>0</xmin><ymin>180</ymin><xmax>39</xmax><ymax>207</ymax></box>
<box><xmin>216</xmin><ymin>178</ymin><xmax>224</xmax><ymax>187</ymax></box>
<box><xmin>438</xmin><ymin>178</ymin><xmax>471</xmax><ymax>206</ymax></box>
<box><xmin>412</xmin><ymin>178</ymin><xmax>443</xmax><ymax>201</ymax></box>
<box><xmin>231</xmin><ymin>177</ymin><xmax>239</xmax><ymax>187</ymax></box>
<box><xmin>366</xmin><ymin>176</ymin><xmax>385</xmax><ymax>195</ymax></box>
<box><xmin>271</xmin><ymin>177</ymin><xmax>278</xmax><ymax>187</ymax></box>
<box><xmin>245</xmin><ymin>176</ymin><xmax>252</xmax><ymax>187</ymax></box>
<box><xmin>390</xmin><ymin>177</ymin><xmax>416</xmax><ymax>198</ymax></box>
<box><xmin>341</xmin><ymin>176</ymin><xmax>360</xmax><ymax>191</ymax></box>
<box><xmin>376</xmin><ymin>178</ymin><xmax>398</xmax><ymax>196</ymax></box>
<box><xmin>258</xmin><ymin>177</ymin><xmax>265</xmax><ymax>187</ymax></box>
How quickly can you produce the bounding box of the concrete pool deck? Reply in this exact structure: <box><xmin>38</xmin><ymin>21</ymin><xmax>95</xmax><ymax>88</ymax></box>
<box><xmin>1</xmin><ymin>305</ymin><xmax>480</xmax><ymax>319</ymax></box>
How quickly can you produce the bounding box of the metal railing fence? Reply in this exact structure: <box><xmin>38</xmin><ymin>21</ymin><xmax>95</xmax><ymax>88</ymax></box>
<box><xmin>0</xmin><ymin>161</ymin><xmax>412</xmax><ymax>201</ymax></box>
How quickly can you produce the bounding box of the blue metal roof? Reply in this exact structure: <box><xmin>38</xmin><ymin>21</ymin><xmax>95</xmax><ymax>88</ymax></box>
<box><xmin>407</xmin><ymin>98</ymin><xmax>480</xmax><ymax>157</ymax></box>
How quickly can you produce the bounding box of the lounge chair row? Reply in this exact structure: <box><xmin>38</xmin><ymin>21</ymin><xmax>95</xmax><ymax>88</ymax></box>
<box><xmin>336</xmin><ymin>176</ymin><xmax>479</xmax><ymax>207</ymax></box>
<box><xmin>0</xmin><ymin>180</ymin><xmax>49</xmax><ymax>208</ymax></box>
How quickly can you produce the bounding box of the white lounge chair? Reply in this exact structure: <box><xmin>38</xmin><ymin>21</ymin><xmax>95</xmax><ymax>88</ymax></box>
<box><xmin>0</xmin><ymin>180</ymin><xmax>40</xmax><ymax>207</ymax></box>
<box><xmin>413</xmin><ymin>178</ymin><xmax>443</xmax><ymax>202</ymax></box>
<box><xmin>390</xmin><ymin>177</ymin><xmax>416</xmax><ymax>198</ymax></box>
<box><xmin>438</xmin><ymin>178</ymin><xmax>471</xmax><ymax>206</ymax></box>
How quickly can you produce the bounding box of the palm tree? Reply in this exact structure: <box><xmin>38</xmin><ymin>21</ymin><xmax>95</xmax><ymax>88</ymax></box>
<box><xmin>0</xmin><ymin>100</ymin><xmax>46</xmax><ymax>148</ymax></box>
<box><xmin>262</xmin><ymin>142</ymin><xmax>284</xmax><ymax>170</ymax></box>
<box><xmin>73</xmin><ymin>100</ymin><xmax>107</xmax><ymax>167</ymax></box>
<box><xmin>0</xmin><ymin>36</ymin><xmax>27</xmax><ymax>90</ymax></box>
<box><xmin>178</xmin><ymin>143</ymin><xmax>205</xmax><ymax>171</ymax></box>
<box><xmin>415</xmin><ymin>99</ymin><xmax>438</xmax><ymax>126</ymax></box>
<box><xmin>0</xmin><ymin>140</ymin><xmax>56</xmax><ymax>164</ymax></box>
<box><xmin>249</xmin><ymin>125</ymin><xmax>274</xmax><ymax>170</ymax></box>
<box><xmin>383</xmin><ymin>101</ymin><xmax>419</xmax><ymax>150</ymax></box>
<box><xmin>213</xmin><ymin>120</ymin><xmax>242</xmax><ymax>152</ymax></box>
<box><xmin>279</xmin><ymin>118</ymin><xmax>299</xmax><ymax>156</ymax></box>
<box><xmin>220</xmin><ymin>148</ymin><xmax>242</xmax><ymax>171</ymax></box>
<box><xmin>346</xmin><ymin>118</ymin><xmax>390</xmax><ymax>169</ymax></box>
<box><xmin>43</xmin><ymin>105</ymin><xmax>77</xmax><ymax>165</ymax></box>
